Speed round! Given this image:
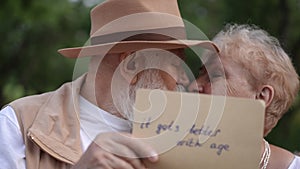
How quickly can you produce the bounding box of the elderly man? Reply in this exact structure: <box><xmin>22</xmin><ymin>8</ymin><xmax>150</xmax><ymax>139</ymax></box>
<box><xmin>0</xmin><ymin>0</ymin><xmax>217</xmax><ymax>169</ymax></box>
<box><xmin>188</xmin><ymin>24</ymin><xmax>300</xmax><ymax>169</ymax></box>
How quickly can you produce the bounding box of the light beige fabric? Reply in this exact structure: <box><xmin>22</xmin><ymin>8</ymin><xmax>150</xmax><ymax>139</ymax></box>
<box><xmin>10</xmin><ymin>75</ymin><xmax>86</xmax><ymax>169</ymax></box>
<box><xmin>58</xmin><ymin>0</ymin><xmax>218</xmax><ymax>58</ymax></box>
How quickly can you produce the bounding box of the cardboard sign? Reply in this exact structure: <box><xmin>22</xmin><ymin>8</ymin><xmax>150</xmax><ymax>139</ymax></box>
<box><xmin>132</xmin><ymin>89</ymin><xmax>265</xmax><ymax>169</ymax></box>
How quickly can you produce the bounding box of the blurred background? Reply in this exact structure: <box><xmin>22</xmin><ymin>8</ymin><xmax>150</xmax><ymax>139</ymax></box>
<box><xmin>1</xmin><ymin>0</ymin><xmax>299</xmax><ymax>153</ymax></box>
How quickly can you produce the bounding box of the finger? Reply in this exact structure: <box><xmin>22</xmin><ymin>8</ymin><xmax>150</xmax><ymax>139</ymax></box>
<box><xmin>113</xmin><ymin>143</ymin><xmax>147</xmax><ymax>169</ymax></box>
<box><xmin>105</xmin><ymin>152</ymin><xmax>136</xmax><ymax>169</ymax></box>
<box><xmin>114</xmin><ymin>134</ymin><xmax>158</xmax><ymax>162</ymax></box>
<box><xmin>84</xmin><ymin>144</ymin><xmax>114</xmax><ymax>169</ymax></box>
<box><xmin>94</xmin><ymin>133</ymin><xmax>158</xmax><ymax>166</ymax></box>
<box><xmin>92</xmin><ymin>137</ymin><xmax>146</xmax><ymax>169</ymax></box>
<box><xmin>96</xmin><ymin>133</ymin><xmax>156</xmax><ymax>159</ymax></box>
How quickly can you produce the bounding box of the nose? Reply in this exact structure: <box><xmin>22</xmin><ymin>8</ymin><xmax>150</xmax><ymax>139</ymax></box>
<box><xmin>178</xmin><ymin>70</ymin><xmax>190</xmax><ymax>87</ymax></box>
<box><xmin>188</xmin><ymin>79</ymin><xmax>203</xmax><ymax>93</ymax></box>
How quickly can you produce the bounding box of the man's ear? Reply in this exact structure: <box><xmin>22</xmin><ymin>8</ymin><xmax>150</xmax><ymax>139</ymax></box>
<box><xmin>256</xmin><ymin>85</ymin><xmax>274</xmax><ymax>107</ymax></box>
<box><xmin>119</xmin><ymin>52</ymin><xmax>139</xmax><ymax>85</ymax></box>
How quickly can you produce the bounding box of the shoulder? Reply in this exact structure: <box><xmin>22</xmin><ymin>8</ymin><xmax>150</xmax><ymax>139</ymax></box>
<box><xmin>6</xmin><ymin>91</ymin><xmax>57</xmax><ymax>137</ymax></box>
<box><xmin>268</xmin><ymin>144</ymin><xmax>296</xmax><ymax>169</ymax></box>
<box><xmin>8</xmin><ymin>92</ymin><xmax>53</xmax><ymax>125</ymax></box>
<box><xmin>10</xmin><ymin>92</ymin><xmax>53</xmax><ymax>109</ymax></box>
<box><xmin>287</xmin><ymin>155</ymin><xmax>300</xmax><ymax>169</ymax></box>
<box><xmin>0</xmin><ymin>106</ymin><xmax>19</xmax><ymax>129</ymax></box>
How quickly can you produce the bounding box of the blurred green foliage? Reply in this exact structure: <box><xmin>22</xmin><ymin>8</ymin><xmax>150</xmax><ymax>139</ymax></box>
<box><xmin>0</xmin><ymin>0</ymin><xmax>299</xmax><ymax>153</ymax></box>
<box><xmin>0</xmin><ymin>0</ymin><xmax>90</xmax><ymax>103</ymax></box>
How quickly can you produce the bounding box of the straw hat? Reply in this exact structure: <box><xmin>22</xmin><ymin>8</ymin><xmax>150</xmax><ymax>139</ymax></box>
<box><xmin>58</xmin><ymin>0</ymin><xmax>218</xmax><ymax>58</ymax></box>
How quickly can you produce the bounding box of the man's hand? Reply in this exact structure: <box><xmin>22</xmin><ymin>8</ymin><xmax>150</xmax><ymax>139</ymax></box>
<box><xmin>71</xmin><ymin>132</ymin><xmax>158</xmax><ymax>169</ymax></box>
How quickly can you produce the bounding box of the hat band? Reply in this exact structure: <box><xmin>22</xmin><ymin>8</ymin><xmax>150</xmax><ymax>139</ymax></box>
<box><xmin>90</xmin><ymin>27</ymin><xmax>186</xmax><ymax>45</ymax></box>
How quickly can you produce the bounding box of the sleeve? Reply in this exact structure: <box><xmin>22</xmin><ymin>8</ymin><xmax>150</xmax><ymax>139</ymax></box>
<box><xmin>288</xmin><ymin>155</ymin><xmax>300</xmax><ymax>169</ymax></box>
<box><xmin>0</xmin><ymin>106</ymin><xmax>26</xmax><ymax>169</ymax></box>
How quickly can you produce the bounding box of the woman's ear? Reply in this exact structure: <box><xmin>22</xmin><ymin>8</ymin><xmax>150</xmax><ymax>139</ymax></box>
<box><xmin>119</xmin><ymin>52</ymin><xmax>139</xmax><ymax>85</ymax></box>
<box><xmin>256</xmin><ymin>85</ymin><xmax>274</xmax><ymax>107</ymax></box>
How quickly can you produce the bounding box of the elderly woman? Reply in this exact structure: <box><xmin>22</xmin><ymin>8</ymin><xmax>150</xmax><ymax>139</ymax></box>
<box><xmin>188</xmin><ymin>24</ymin><xmax>300</xmax><ymax>169</ymax></box>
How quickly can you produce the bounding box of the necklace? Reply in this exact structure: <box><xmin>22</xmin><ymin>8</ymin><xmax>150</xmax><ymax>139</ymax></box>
<box><xmin>260</xmin><ymin>139</ymin><xmax>271</xmax><ymax>169</ymax></box>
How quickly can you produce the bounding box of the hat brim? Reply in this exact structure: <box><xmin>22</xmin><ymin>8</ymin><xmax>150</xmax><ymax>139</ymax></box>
<box><xmin>58</xmin><ymin>40</ymin><xmax>219</xmax><ymax>58</ymax></box>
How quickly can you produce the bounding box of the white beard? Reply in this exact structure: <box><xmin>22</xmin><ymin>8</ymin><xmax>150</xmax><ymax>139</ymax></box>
<box><xmin>110</xmin><ymin>69</ymin><xmax>167</xmax><ymax>122</ymax></box>
<box><xmin>108</xmin><ymin>69</ymin><xmax>186</xmax><ymax>123</ymax></box>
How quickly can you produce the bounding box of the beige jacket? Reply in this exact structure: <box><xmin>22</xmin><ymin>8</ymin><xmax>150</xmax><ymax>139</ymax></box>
<box><xmin>9</xmin><ymin>75</ymin><xmax>86</xmax><ymax>169</ymax></box>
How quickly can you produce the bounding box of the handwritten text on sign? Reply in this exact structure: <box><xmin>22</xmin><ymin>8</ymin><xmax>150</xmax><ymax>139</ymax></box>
<box><xmin>140</xmin><ymin>119</ymin><xmax>227</xmax><ymax>155</ymax></box>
